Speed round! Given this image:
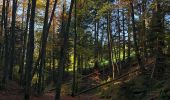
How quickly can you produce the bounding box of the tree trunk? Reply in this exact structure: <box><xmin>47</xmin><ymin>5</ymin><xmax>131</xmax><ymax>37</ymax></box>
<box><xmin>127</xmin><ymin>13</ymin><xmax>131</xmax><ymax>62</ymax></box>
<box><xmin>122</xmin><ymin>10</ymin><xmax>126</xmax><ymax>62</ymax></box>
<box><xmin>9</xmin><ymin>0</ymin><xmax>17</xmax><ymax>80</ymax></box>
<box><xmin>94</xmin><ymin>20</ymin><xmax>99</xmax><ymax>69</ymax></box>
<box><xmin>72</xmin><ymin>0</ymin><xmax>77</xmax><ymax>96</ymax></box>
<box><xmin>55</xmin><ymin>0</ymin><xmax>74</xmax><ymax>99</ymax></box>
<box><xmin>130</xmin><ymin>2</ymin><xmax>144</xmax><ymax>70</ymax></box>
<box><xmin>107</xmin><ymin>11</ymin><xmax>115</xmax><ymax>79</ymax></box>
<box><xmin>37</xmin><ymin>0</ymin><xmax>50</xmax><ymax>94</ymax></box>
<box><xmin>19</xmin><ymin>0</ymin><xmax>31</xmax><ymax>85</ymax></box>
<box><xmin>117</xmin><ymin>9</ymin><xmax>121</xmax><ymax>73</ymax></box>
<box><xmin>24</xmin><ymin>0</ymin><xmax>36</xmax><ymax>99</ymax></box>
<box><xmin>141</xmin><ymin>0</ymin><xmax>147</xmax><ymax>59</ymax></box>
<box><xmin>2</xmin><ymin>0</ymin><xmax>10</xmax><ymax>87</ymax></box>
<box><xmin>36</xmin><ymin>0</ymin><xmax>58</xmax><ymax>94</ymax></box>
<box><xmin>152</xmin><ymin>1</ymin><xmax>165</xmax><ymax>79</ymax></box>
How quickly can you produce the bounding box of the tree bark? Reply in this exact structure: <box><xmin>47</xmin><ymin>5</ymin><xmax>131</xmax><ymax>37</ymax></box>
<box><xmin>122</xmin><ymin>10</ymin><xmax>126</xmax><ymax>62</ymax></box>
<box><xmin>37</xmin><ymin>0</ymin><xmax>50</xmax><ymax>94</ymax></box>
<box><xmin>9</xmin><ymin>0</ymin><xmax>18</xmax><ymax>80</ymax></box>
<box><xmin>19</xmin><ymin>0</ymin><xmax>31</xmax><ymax>85</ymax></box>
<box><xmin>72</xmin><ymin>0</ymin><xmax>77</xmax><ymax>96</ymax></box>
<box><xmin>107</xmin><ymin>11</ymin><xmax>115</xmax><ymax>79</ymax></box>
<box><xmin>24</xmin><ymin>0</ymin><xmax>36</xmax><ymax>99</ymax></box>
<box><xmin>130</xmin><ymin>2</ymin><xmax>144</xmax><ymax>70</ymax></box>
<box><xmin>2</xmin><ymin>0</ymin><xmax>10</xmax><ymax>87</ymax></box>
<box><xmin>55</xmin><ymin>0</ymin><xmax>74</xmax><ymax>99</ymax></box>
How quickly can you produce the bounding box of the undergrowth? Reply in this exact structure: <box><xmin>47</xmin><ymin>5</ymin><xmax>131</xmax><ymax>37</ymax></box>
<box><xmin>99</xmin><ymin>75</ymin><xmax>170</xmax><ymax>100</ymax></box>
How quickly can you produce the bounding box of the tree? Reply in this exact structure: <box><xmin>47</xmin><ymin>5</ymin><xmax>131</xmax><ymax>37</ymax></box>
<box><xmin>151</xmin><ymin>0</ymin><xmax>165</xmax><ymax>78</ymax></box>
<box><xmin>2</xmin><ymin>0</ymin><xmax>10</xmax><ymax>87</ymax></box>
<box><xmin>130</xmin><ymin>1</ymin><xmax>144</xmax><ymax>70</ymax></box>
<box><xmin>106</xmin><ymin>6</ymin><xmax>115</xmax><ymax>79</ymax></box>
<box><xmin>55</xmin><ymin>0</ymin><xmax>74</xmax><ymax>99</ymax></box>
<box><xmin>72</xmin><ymin>0</ymin><xmax>77</xmax><ymax>96</ymax></box>
<box><xmin>9</xmin><ymin>0</ymin><xmax>18</xmax><ymax>80</ymax></box>
<box><xmin>122</xmin><ymin>9</ymin><xmax>126</xmax><ymax>62</ymax></box>
<box><xmin>24</xmin><ymin>0</ymin><xmax>36</xmax><ymax>99</ymax></box>
<box><xmin>37</xmin><ymin>0</ymin><xmax>50</xmax><ymax>94</ymax></box>
<box><xmin>37</xmin><ymin>0</ymin><xmax>58</xmax><ymax>94</ymax></box>
<box><xmin>19</xmin><ymin>0</ymin><xmax>31</xmax><ymax>85</ymax></box>
<box><xmin>0</xmin><ymin>0</ymin><xmax>170</xmax><ymax>99</ymax></box>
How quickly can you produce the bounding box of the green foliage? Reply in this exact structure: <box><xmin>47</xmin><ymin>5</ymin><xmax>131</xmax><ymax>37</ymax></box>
<box><xmin>100</xmin><ymin>59</ymin><xmax>109</xmax><ymax>66</ymax></box>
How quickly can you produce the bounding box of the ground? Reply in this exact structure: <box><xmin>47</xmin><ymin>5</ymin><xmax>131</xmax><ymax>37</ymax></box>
<box><xmin>0</xmin><ymin>80</ymin><xmax>104</xmax><ymax>100</ymax></box>
<box><xmin>0</xmin><ymin>58</ymin><xmax>156</xmax><ymax>100</ymax></box>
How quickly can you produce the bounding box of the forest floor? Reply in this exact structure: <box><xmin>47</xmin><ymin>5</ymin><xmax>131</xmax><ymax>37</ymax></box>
<box><xmin>0</xmin><ymin>58</ymin><xmax>156</xmax><ymax>100</ymax></box>
<box><xmin>0</xmin><ymin>82</ymin><xmax>76</xmax><ymax>100</ymax></box>
<box><xmin>0</xmin><ymin>77</ymin><xmax>106</xmax><ymax>100</ymax></box>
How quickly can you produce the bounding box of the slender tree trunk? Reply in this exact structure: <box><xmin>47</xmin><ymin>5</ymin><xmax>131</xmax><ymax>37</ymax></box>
<box><xmin>21</xmin><ymin>1</ymin><xmax>25</xmax><ymax>29</ymax></box>
<box><xmin>117</xmin><ymin>9</ymin><xmax>121</xmax><ymax>73</ymax></box>
<box><xmin>152</xmin><ymin>1</ymin><xmax>165</xmax><ymax>78</ymax></box>
<box><xmin>72</xmin><ymin>0</ymin><xmax>77</xmax><ymax>96</ymax></box>
<box><xmin>130</xmin><ymin>2</ymin><xmax>144</xmax><ymax>70</ymax></box>
<box><xmin>9</xmin><ymin>0</ymin><xmax>18</xmax><ymax>80</ymax></box>
<box><xmin>94</xmin><ymin>20</ymin><xmax>99</xmax><ymax>69</ymax></box>
<box><xmin>141</xmin><ymin>0</ymin><xmax>147</xmax><ymax>59</ymax></box>
<box><xmin>2</xmin><ymin>0</ymin><xmax>10</xmax><ymax>87</ymax></box>
<box><xmin>19</xmin><ymin>0</ymin><xmax>31</xmax><ymax>85</ymax></box>
<box><xmin>0</xmin><ymin>0</ymin><xmax>5</xmax><ymax>69</ymax></box>
<box><xmin>0</xmin><ymin>0</ymin><xmax>5</xmax><ymax>35</ymax></box>
<box><xmin>100</xmin><ymin>25</ymin><xmax>104</xmax><ymax>62</ymax></box>
<box><xmin>127</xmin><ymin>13</ymin><xmax>131</xmax><ymax>61</ymax></box>
<box><xmin>32</xmin><ymin>0</ymin><xmax>57</xmax><ymax>91</ymax></box>
<box><xmin>1</xmin><ymin>0</ymin><xmax>6</xmax><ymax>83</ymax></box>
<box><xmin>107</xmin><ymin>11</ymin><xmax>115</xmax><ymax>79</ymax></box>
<box><xmin>52</xmin><ymin>17</ymin><xmax>56</xmax><ymax>82</ymax></box>
<box><xmin>55</xmin><ymin>0</ymin><xmax>74</xmax><ymax>99</ymax></box>
<box><xmin>24</xmin><ymin>0</ymin><xmax>36</xmax><ymax>99</ymax></box>
<box><xmin>37</xmin><ymin>0</ymin><xmax>50</xmax><ymax>94</ymax></box>
<box><xmin>36</xmin><ymin>0</ymin><xmax>58</xmax><ymax>93</ymax></box>
<box><xmin>0</xmin><ymin>0</ymin><xmax>6</xmax><ymax>63</ymax></box>
<box><xmin>122</xmin><ymin>10</ymin><xmax>126</xmax><ymax>62</ymax></box>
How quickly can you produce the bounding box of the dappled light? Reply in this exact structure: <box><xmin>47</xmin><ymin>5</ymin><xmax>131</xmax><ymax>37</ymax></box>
<box><xmin>0</xmin><ymin>0</ymin><xmax>170</xmax><ymax>100</ymax></box>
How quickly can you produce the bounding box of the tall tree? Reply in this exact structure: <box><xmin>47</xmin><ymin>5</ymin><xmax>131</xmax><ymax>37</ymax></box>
<box><xmin>72</xmin><ymin>0</ymin><xmax>77</xmax><ymax>96</ymax></box>
<box><xmin>2</xmin><ymin>0</ymin><xmax>10</xmax><ymax>87</ymax></box>
<box><xmin>141</xmin><ymin>0</ymin><xmax>147</xmax><ymax>59</ymax></box>
<box><xmin>122</xmin><ymin>10</ymin><xmax>126</xmax><ymax>62</ymax></box>
<box><xmin>117</xmin><ymin>8</ymin><xmax>121</xmax><ymax>73</ymax></box>
<box><xmin>107</xmin><ymin>7</ymin><xmax>115</xmax><ymax>79</ymax></box>
<box><xmin>9</xmin><ymin>0</ymin><xmax>18</xmax><ymax>80</ymax></box>
<box><xmin>55</xmin><ymin>0</ymin><xmax>74</xmax><ymax>99</ymax></box>
<box><xmin>24</xmin><ymin>0</ymin><xmax>36</xmax><ymax>99</ymax></box>
<box><xmin>152</xmin><ymin>0</ymin><xmax>165</xmax><ymax>78</ymax></box>
<box><xmin>37</xmin><ymin>0</ymin><xmax>58</xmax><ymax>94</ymax></box>
<box><xmin>94</xmin><ymin>20</ymin><xmax>99</xmax><ymax>69</ymax></box>
<box><xmin>130</xmin><ymin>1</ymin><xmax>144</xmax><ymax>70</ymax></box>
<box><xmin>19</xmin><ymin>0</ymin><xmax>31</xmax><ymax>85</ymax></box>
<box><xmin>37</xmin><ymin>0</ymin><xmax>50</xmax><ymax>94</ymax></box>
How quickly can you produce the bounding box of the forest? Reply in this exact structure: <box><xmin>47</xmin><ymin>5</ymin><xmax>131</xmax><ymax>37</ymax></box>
<box><xmin>0</xmin><ymin>0</ymin><xmax>170</xmax><ymax>100</ymax></box>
